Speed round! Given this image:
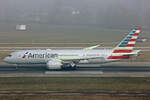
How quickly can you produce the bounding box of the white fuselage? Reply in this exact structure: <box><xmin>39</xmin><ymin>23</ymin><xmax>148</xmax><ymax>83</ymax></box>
<box><xmin>3</xmin><ymin>27</ymin><xmax>141</xmax><ymax>69</ymax></box>
<box><xmin>4</xmin><ymin>49</ymin><xmax>115</xmax><ymax>65</ymax></box>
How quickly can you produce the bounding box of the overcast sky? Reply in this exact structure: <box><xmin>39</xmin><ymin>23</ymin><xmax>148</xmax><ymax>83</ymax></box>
<box><xmin>0</xmin><ymin>0</ymin><xmax>149</xmax><ymax>29</ymax></box>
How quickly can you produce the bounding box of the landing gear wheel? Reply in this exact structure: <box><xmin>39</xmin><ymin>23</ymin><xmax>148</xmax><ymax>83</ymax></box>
<box><xmin>62</xmin><ymin>63</ymin><xmax>77</xmax><ymax>70</ymax></box>
<box><xmin>73</xmin><ymin>65</ymin><xmax>77</xmax><ymax>70</ymax></box>
<box><xmin>69</xmin><ymin>63</ymin><xmax>77</xmax><ymax>70</ymax></box>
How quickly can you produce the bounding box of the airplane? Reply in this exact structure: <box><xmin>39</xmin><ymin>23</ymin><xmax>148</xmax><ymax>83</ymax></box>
<box><xmin>4</xmin><ymin>27</ymin><xmax>142</xmax><ymax>70</ymax></box>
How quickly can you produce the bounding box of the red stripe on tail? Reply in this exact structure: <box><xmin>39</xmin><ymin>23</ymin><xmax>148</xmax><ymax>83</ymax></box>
<box><xmin>130</xmin><ymin>39</ymin><xmax>136</xmax><ymax>41</ymax></box>
<box><xmin>126</xmin><ymin>44</ymin><xmax>135</xmax><ymax>47</ymax></box>
<box><xmin>113</xmin><ymin>50</ymin><xmax>132</xmax><ymax>53</ymax></box>
<box><xmin>133</xmin><ymin>33</ymin><xmax>139</xmax><ymax>36</ymax></box>
<box><xmin>138</xmin><ymin>27</ymin><xmax>141</xmax><ymax>30</ymax></box>
<box><xmin>108</xmin><ymin>55</ymin><xmax>129</xmax><ymax>59</ymax></box>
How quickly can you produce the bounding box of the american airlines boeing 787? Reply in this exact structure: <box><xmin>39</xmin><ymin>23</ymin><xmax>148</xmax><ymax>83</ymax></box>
<box><xmin>4</xmin><ymin>27</ymin><xmax>141</xmax><ymax>70</ymax></box>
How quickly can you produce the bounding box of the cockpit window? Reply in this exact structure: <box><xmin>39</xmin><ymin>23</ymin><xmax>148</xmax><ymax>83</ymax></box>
<box><xmin>7</xmin><ymin>55</ymin><xmax>12</xmax><ymax>57</ymax></box>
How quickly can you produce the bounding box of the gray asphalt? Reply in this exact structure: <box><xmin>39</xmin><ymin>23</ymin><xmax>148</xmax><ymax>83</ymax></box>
<box><xmin>0</xmin><ymin>65</ymin><xmax>150</xmax><ymax>72</ymax></box>
<box><xmin>0</xmin><ymin>62</ymin><xmax>150</xmax><ymax>77</ymax></box>
<box><xmin>0</xmin><ymin>91</ymin><xmax>150</xmax><ymax>95</ymax></box>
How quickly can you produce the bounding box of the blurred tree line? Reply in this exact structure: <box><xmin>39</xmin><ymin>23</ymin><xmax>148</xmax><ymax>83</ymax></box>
<box><xmin>0</xmin><ymin>0</ymin><xmax>149</xmax><ymax>29</ymax></box>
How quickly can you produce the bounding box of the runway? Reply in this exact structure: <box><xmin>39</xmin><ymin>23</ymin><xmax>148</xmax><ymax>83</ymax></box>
<box><xmin>0</xmin><ymin>91</ymin><xmax>150</xmax><ymax>95</ymax></box>
<box><xmin>0</xmin><ymin>62</ymin><xmax>150</xmax><ymax>77</ymax></box>
<box><xmin>1</xmin><ymin>65</ymin><xmax>150</xmax><ymax>72</ymax></box>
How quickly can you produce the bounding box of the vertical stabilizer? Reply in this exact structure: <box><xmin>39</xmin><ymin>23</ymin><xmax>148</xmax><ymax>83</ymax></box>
<box><xmin>108</xmin><ymin>27</ymin><xmax>141</xmax><ymax>59</ymax></box>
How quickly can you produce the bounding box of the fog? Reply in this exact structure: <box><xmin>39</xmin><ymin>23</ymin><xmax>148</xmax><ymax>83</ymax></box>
<box><xmin>0</xmin><ymin>0</ymin><xmax>149</xmax><ymax>29</ymax></box>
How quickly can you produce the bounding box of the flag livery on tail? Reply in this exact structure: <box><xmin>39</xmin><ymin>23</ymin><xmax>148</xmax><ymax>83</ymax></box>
<box><xmin>108</xmin><ymin>27</ymin><xmax>141</xmax><ymax>59</ymax></box>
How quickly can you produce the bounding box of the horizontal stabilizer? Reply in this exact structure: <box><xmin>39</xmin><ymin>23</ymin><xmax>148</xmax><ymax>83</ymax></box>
<box><xmin>111</xmin><ymin>50</ymin><xmax>141</xmax><ymax>56</ymax></box>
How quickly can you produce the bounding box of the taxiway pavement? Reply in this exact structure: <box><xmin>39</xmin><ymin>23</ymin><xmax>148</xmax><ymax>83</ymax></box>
<box><xmin>0</xmin><ymin>62</ymin><xmax>150</xmax><ymax>77</ymax></box>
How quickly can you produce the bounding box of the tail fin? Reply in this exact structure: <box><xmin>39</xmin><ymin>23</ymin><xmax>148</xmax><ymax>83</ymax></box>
<box><xmin>108</xmin><ymin>27</ymin><xmax>141</xmax><ymax>59</ymax></box>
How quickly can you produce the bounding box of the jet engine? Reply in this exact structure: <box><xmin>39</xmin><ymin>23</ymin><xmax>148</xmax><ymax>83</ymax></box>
<box><xmin>88</xmin><ymin>57</ymin><xmax>106</xmax><ymax>63</ymax></box>
<box><xmin>47</xmin><ymin>59</ymin><xmax>62</xmax><ymax>70</ymax></box>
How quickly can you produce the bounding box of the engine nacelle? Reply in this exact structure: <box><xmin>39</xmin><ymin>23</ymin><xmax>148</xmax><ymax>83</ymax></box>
<box><xmin>46</xmin><ymin>59</ymin><xmax>62</xmax><ymax>70</ymax></box>
<box><xmin>88</xmin><ymin>57</ymin><xmax>106</xmax><ymax>63</ymax></box>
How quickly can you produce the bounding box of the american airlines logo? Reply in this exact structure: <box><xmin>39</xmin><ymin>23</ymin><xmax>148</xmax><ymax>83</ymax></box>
<box><xmin>22</xmin><ymin>52</ymin><xmax>29</xmax><ymax>58</ymax></box>
<box><xmin>22</xmin><ymin>52</ymin><xmax>58</xmax><ymax>59</ymax></box>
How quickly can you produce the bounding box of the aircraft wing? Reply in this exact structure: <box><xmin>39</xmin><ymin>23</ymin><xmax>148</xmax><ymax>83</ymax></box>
<box><xmin>84</xmin><ymin>45</ymin><xmax>100</xmax><ymax>50</ymax></box>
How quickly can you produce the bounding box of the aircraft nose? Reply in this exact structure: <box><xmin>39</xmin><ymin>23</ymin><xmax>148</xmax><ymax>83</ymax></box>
<box><xmin>3</xmin><ymin>57</ymin><xmax>9</xmax><ymax>63</ymax></box>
